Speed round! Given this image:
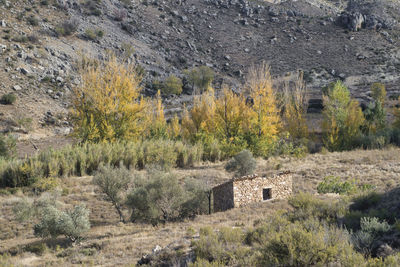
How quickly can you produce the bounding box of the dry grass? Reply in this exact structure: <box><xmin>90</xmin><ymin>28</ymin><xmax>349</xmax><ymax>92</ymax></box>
<box><xmin>1</xmin><ymin>147</ymin><xmax>400</xmax><ymax>266</ymax></box>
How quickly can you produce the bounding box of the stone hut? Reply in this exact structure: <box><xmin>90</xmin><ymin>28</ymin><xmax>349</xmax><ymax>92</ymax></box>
<box><xmin>212</xmin><ymin>171</ymin><xmax>292</xmax><ymax>212</ymax></box>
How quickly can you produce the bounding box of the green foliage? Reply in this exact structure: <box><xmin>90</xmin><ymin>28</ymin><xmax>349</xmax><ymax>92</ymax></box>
<box><xmin>34</xmin><ymin>204</ymin><xmax>90</xmax><ymax>242</ymax></box>
<box><xmin>317</xmin><ymin>176</ymin><xmax>373</xmax><ymax>195</ymax></box>
<box><xmin>27</xmin><ymin>15</ymin><xmax>39</xmax><ymax>26</ymax></box>
<box><xmin>225</xmin><ymin>150</ymin><xmax>256</xmax><ymax>177</ymax></box>
<box><xmin>184</xmin><ymin>66</ymin><xmax>214</xmax><ymax>93</ymax></box>
<box><xmin>362</xmin><ymin>83</ymin><xmax>387</xmax><ymax>136</ymax></box>
<box><xmin>127</xmin><ymin>170</ymin><xmax>186</xmax><ymax>224</ymax></box>
<box><xmin>1</xmin><ymin>93</ymin><xmax>16</xmax><ymax>105</ymax></box>
<box><xmin>192</xmin><ymin>226</ymin><xmax>253</xmax><ymax>266</ymax></box>
<box><xmin>24</xmin><ymin>243</ymin><xmax>47</xmax><ymax>255</ymax></box>
<box><xmin>85</xmin><ymin>28</ymin><xmax>104</xmax><ymax>40</ymax></box>
<box><xmin>288</xmin><ymin>192</ymin><xmax>348</xmax><ymax>223</ymax></box>
<box><xmin>93</xmin><ymin>164</ymin><xmax>132</xmax><ymax>222</ymax></box>
<box><xmin>193</xmin><ymin>216</ymin><xmax>365</xmax><ymax>267</ymax></box>
<box><xmin>322</xmin><ymin>81</ymin><xmax>364</xmax><ymax>151</ymax></box>
<box><xmin>0</xmin><ymin>134</ymin><xmax>16</xmax><ymax>159</ymax></box>
<box><xmin>55</xmin><ymin>19</ymin><xmax>79</xmax><ymax>36</ymax></box>
<box><xmin>351</xmin><ymin>217</ymin><xmax>391</xmax><ymax>256</ymax></box>
<box><xmin>0</xmin><ymin>140</ymin><xmax>203</xmax><ymax>188</ymax></box>
<box><xmin>127</xmin><ymin>170</ymin><xmax>209</xmax><ymax>224</ymax></box>
<box><xmin>162</xmin><ymin>75</ymin><xmax>183</xmax><ymax>95</ymax></box>
<box><xmin>181</xmin><ymin>178</ymin><xmax>210</xmax><ymax>218</ymax></box>
<box><xmin>256</xmin><ymin>219</ymin><xmax>362</xmax><ymax>266</ymax></box>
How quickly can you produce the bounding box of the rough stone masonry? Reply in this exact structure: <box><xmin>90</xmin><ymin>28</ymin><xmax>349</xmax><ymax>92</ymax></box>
<box><xmin>213</xmin><ymin>172</ymin><xmax>292</xmax><ymax>212</ymax></box>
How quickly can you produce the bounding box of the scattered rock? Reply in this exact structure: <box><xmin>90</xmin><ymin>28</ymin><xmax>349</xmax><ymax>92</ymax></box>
<box><xmin>13</xmin><ymin>85</ymin><xmax>22</xmax><ymax>91</ymax></box>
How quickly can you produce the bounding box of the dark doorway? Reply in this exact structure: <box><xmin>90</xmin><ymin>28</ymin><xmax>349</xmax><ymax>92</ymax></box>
<box><xmin>263</xmin><ymin>188</ymin><xmax>272</xmax><ymax>200</ymax></box>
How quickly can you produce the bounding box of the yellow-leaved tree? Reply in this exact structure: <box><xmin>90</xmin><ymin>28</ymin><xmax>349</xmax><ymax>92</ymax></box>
<box><xmin>282</xmin><ymin>72</ymin><xmax>309</xmax><ymax>140</ymax></box>
<box><xmin>244</xmin><ymin>63</ymin><xmax>281</xmax><ymax>155</ymax></box>
<box><xmin>71</xmin><ymin>55</ymin><xmax>147</xmax><ymax>143</ymax></box>
<box><xmin>145</xmin><ymin>90</ymin><xmax>168</xmax><ymax>139</ymax></box>
<box><xmin>322</xmin><ymin>81</ymin><xmax>364</xmax><ymax>151</ymax></box>
<box><xmin>214</xmin><ymin>87</ymin><xmax>248</xmax><ymax>140</ymax></box>
<box><xmin>181</xmin><ymin>88</ymin><xmax>216</xmax><ymax>141</ymax></box>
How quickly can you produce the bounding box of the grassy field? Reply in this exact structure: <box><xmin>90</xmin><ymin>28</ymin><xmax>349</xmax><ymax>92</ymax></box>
<box><xmin>0</xmin><ymin>147</ymin><xmax>399</xmax><ymax>266</ymax></box>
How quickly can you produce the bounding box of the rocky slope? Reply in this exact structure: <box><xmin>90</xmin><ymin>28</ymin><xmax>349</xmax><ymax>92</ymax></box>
<box><xmin>1</xmin><ymin>0</ymin><xmax>400</xmax><ymax>142</ymax></box>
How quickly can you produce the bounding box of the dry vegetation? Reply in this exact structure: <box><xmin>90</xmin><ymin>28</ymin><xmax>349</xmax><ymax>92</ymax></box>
<box><xmin>0</xmin><ymin>147</ymin><xmax>399</xmax><ymax>266</ymax></box>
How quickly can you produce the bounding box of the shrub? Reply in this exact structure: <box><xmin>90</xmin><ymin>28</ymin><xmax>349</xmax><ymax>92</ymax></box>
<box><xmin>34</xmin><ymin>204</ymin><xmax>90</xmax><ymax>242</ymax></box>
<box><xmin>55</xmin><ymin>19</ymin><xmax>79</xmax><ymax>36</ymax></box>
<box><xmin>162</xmin><ymin>75</ymin><xmax>183</xmax><ymax>95</ymax></box>
<box><xmin>256</xmin><ymin>219</ymin><xmax>363</xmax><ymax>266</ymax></box>
<box><xmin>317</xmin><ymin>176</ymin><xmax>358</xmax><ymax>195</ymax></box>
<box><xmin>184</xmin><ymin>66</ymin><xmax>214</xmax><ymax>94</ymax></box>
<box><xmin>25</xmin><ymin>243</ymin><xmax>47</xmax><ymax>255</ymax></box>
<box><xmin>322</xmin><ymin>80</ymin><xmax>364</xmax><ymax>151</ymax></box>
<box><xmin>350</xmin><ymin>191</ymin><xmax>382</xmax><ymax>211</ymax></box>
<box><xmin>127</xmin><ymin>169</ymin><xmax>209</xmax><ymax>224</ymax></box>
<box><xmin>12</xmin><ymin>35</ymin><xmax>28</xmax><ymax>43</ymax></box>
<box><xmin>127</xmin><ymin>170</ymin><xmax>185</xmax><ymax>224</ymax></box>
<box><xmin>27</xmin><ymin>15</ymin><xmax>39</xmax><ymax>26</ymax></box>
<box><xmin>85</xmin><ymin>28</ymin><xmax>104</xmax><ymax>40</ymax></box>
<box><xmin>288</xmin><ymin>192</ymin><xmax>348</xmax><ymax>223</ymax></box>
<box><xmin>1</xmin><ymin>93</ymin><xmax>16</xmax><ymax>105</ymax></box>
<box><xmin>351</xmin><ymin>217</ymin><xmax>391</xmax><ymax>256</ymax></box>
<box><xmin>0</xmin><ymin>134</ymin><xmax>16</xmax><ymax>158</ymax></box>
<box><xmin>225</xmin><ymin>150</ymin><xmax>256</xmax><ymax>177</ymax></box>
<box><xmin>0</xmin><ymin>140</ymin><xmax>204</xmax><ymax>188</ymax></box>
<box><xmin>192</xmin><ymin>226</ymin><xmax>252</xmax><ymax>266</ymax></box>
<box><xmin>181</xmin><ymin>178</ymin><xmax>211</xmax><ymax>217</ymax></box>
<box><xmin>93</xmin><ymin>164</ymin><xmax>132</xmax><ymax>222</ymax></box>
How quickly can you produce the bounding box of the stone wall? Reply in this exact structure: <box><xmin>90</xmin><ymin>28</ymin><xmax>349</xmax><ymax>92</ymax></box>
<box><xmin>232</xmin><ymin>172</ymin><xmax>292</xmax><ymax>208</ymax></box>
<box><xmin>212</xmin><ymin>181</ymin><xmax>234</xmax><ymax>212</ymax></box>
<box><xmin>212</xmin><ymin>172</ymin><xmax>292</xmax><ymax>212</ymax></box>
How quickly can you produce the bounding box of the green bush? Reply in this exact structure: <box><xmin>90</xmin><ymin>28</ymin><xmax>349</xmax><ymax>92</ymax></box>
<box><xmin>256</xmin><ymin>219</ymin><xmax>363</xmax><ymax>266</ymax></box>
<box><xmin>1</xmin><ymin>93</ymin><xmax>16</xmax><ymax>105</ymax></box>
<box><xmin>34</xmin><ymin>204</ymin><xmax>90</xmax><ymax>242</ymax></box>
<box><xmin>127</xmin><ymin>170</ymin><xmax>209</xmax><ymax>224</ymax></box>
<box><xmin>93</xmin><ymin>164</ymin><xmax>132</xmax><ymax>222</ymax></box>
<box><xmin>85</xmin><ymin>28</ymin><xmax>104</xmax><ymax>40</ymax></box>
<box><xmin>162</xmin><ymin>75</ymin><xmax>183</xmax><ymax>95</ymax></box>
<box><xmin>317</xmin><ymin>176</ymin><xmax>358</xmax><ymax>195</ymax></box>
<box><xmin>0</xmin><ymin>140</ymin><xmax>203</xmax><ymax>188</ymax></box>
<box><xmin>351</xmin><ymin>217</ymin><xmax>391</xmax><ymax>256</ymax></box>
<box><xmin>0</xmin><ymin>134</ymin><xmax>16</xmax><ymax>159</ymax></box>
<box><xmin>55</xmin><ymin>19</ymin><xmax>79</xmax><ymax>36</ymax></box>
<box><xmin>225</xmin><ymin>150</ymin><xmax>256</xmax><ymax>177</ymax></box>
<box><xmin>127</xmin><ymin>170</ymin><xmax>185</xmax><ymax>224</ymax></box>
<box><xmin>288</xmin><ymin>192</ymin><xmax>348</xmax><ymax>223</ymax></box>
<box><xmin>24</xmin><ymin>243</ymin><xmax>47</xmax><ymax>255</ymax></box>
<box><xmin>192</xmin><ymin>226</ymin><xmax>253</xmax><ymax>266</ymax></box>
<box><xmin>184</xmin><ymin>66</ymin><xmax>214</xmax><ymax>93</ymax></box>
<box><xmin>27</xmin><ymin>15</ymin><xmax>39</xmax><ymax>26</ymax></box>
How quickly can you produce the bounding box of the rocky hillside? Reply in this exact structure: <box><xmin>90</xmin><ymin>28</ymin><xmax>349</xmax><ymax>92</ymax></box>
<box><xmin>1</xmin><ymin>0</ymin><xmax>400</xmax><ymax>142</ymax></box>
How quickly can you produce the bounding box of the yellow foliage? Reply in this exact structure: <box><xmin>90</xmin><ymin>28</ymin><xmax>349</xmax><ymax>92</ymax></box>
<box><xmin>245</xmin><ymin>63</ymin><xmax>281</xmax><ymax>139</ymax></box>
<box><xmin>145</xmin><ymin>91</ymin><xmax>168</xmax><ymax>138</ymax></box>
<box><xmin>322</xmin><ymin>81</ymin><xmax>364</xmax><ymax>151</ymax></box>
<box><xmin>282</xmin><ymin>72</ymin><xmax>308</xmax><ymax>139</ymax></box>
<box><xmin>71</xmin><ymin>55</ymin><xmax>147</xmax><ymax>143</ymax></box>
<box><xmin>214</xmin><ymin>87</ymin><xmax>249</xmax><ymax>141</ymax></box>
<box><xmin>168</xmin><ymin>114</ymin><xmax>181</xmax><ymax>140</ymax></box>
<box><xmin>181</xmin><ymin>88</ymin><xmax>217</xmax><ymax>141</ymax></box>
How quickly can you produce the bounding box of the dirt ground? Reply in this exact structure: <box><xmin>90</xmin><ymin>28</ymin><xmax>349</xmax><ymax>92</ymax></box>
<box><xmin>0</xmin><ymin>147</ymin><xmax>399</xmax><ymax>266</ymax></box>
